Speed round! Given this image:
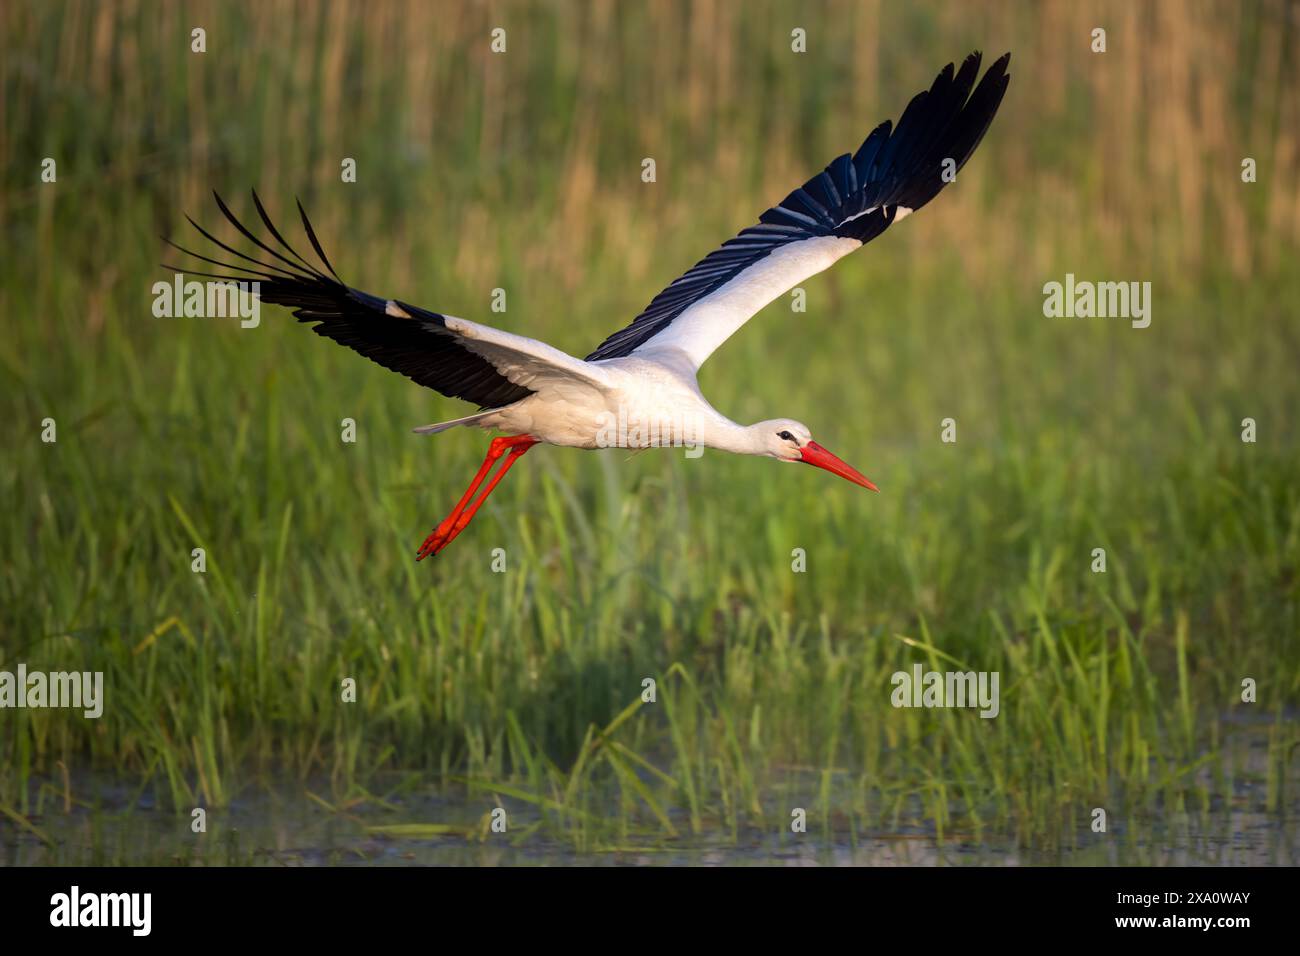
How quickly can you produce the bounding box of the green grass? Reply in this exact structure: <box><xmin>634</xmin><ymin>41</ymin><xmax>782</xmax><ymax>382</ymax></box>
<box><xmin>2</xmin><ymin>0</ymin><xmax>1298</xmax><ymax>858</ymax></box>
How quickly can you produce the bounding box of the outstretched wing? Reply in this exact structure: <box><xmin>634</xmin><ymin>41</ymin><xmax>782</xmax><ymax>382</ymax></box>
<box><xmin>164</xmin><ymin>192</ymin><xmax>608</xmax><ymax>409</ymax></box>
<box><xmin>584</xmin><ymin>51</ymin><xmax>1011</xmax><ymax>370</ymax></box>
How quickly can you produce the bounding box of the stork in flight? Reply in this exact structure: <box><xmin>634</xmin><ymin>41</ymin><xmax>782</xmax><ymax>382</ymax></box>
<box><xmin>169</xmin><ymin>51</ymin><xmax>1010</xmax><ymax>559</ymax></box>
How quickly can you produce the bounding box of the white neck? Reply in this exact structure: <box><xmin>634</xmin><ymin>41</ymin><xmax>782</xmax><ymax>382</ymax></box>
<box><xmin>696</xmin><ymin>416</ymin><xmax>767</xmax><ymax>456</ymax></box>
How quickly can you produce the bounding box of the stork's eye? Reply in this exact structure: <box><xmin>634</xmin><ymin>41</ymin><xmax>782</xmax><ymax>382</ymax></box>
<box><xmin>777</xmin><ymin>430</ymin><xmax>796</xmax><ymax>442</ymax></box>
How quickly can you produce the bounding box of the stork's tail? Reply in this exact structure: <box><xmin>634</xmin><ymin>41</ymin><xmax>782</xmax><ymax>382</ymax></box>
<box><xmin>411</xmin><ymin>410</ymin><xmax>497</xmax><ymax>435</ymax></box>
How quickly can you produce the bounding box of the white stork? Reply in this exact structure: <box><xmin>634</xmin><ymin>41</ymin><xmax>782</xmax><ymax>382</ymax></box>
<box><xmin>169</xmin><ymin>51</ymin><xmax>1010</xmax><ymax>559</ymax></box>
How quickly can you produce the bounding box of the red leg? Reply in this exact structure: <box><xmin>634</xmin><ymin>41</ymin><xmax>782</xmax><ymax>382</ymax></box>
<box><xmin>416</xmin><ymin>435</ymin><xmax>538</xmax><ymax>560</ymax></box>
<box><xmin>418</xmin><ymin>438</ymin><xmax>508</xmax><ymax>555</ymax></box>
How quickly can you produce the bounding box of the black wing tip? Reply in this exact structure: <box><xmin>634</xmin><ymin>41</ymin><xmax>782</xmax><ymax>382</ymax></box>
<box><xmin>803</xmin><ymin>48</ymin><xmax>1012</xmax><ymax>239</ymax></box>
<box><xmin>171</xmin><ymin>189</ymin><xmax>347</xmax><ymax>287</ymax></box>
<box><xmin>975</xmin><ymin>51</ymin><xmax>1011</xmax><ymax>90</ymax></box>
<box><xmin>294</xmin><ymin>195</ymin><xmax>344</xmax><ymax>283</ymax></box>
<box><xmin>948</xmin><ymin>49</ymin><xmax>1011</xmax><ymax>79</ymax></box>
<box><xmin>949</xmin><ymin>49</ymin><xmax>1011</xmax><ymax>85</ymax></box>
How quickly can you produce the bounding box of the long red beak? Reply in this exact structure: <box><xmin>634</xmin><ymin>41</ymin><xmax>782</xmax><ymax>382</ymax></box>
<box><xmin>798</xmin><ymin>441</ymin><xmax>879</xmax><ymax>492</ymax></box>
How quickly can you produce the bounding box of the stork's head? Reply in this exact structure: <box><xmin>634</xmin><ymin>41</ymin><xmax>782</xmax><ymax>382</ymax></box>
<box><xmin>752</xmin><ymin>419</ymin><xmax>878</xmax><ymax>491</ymax></box>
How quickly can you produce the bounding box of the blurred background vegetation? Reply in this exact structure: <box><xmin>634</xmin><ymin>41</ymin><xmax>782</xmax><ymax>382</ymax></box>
<box><xmin>1</xmin><ymin>0</ymin><xmax>1297</xmax><ymax>861</ymax></box>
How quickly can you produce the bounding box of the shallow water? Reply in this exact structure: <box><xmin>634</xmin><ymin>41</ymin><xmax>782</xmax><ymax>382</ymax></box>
<box><xmin>6</xmin><ymin>715</ymin><xmax>1295</xmax><ymax>866</ymax></box>
<box><xmin>3</xmin><ymin>773</ymin><xmax>1294</xmax><ymax>867</ymax></box>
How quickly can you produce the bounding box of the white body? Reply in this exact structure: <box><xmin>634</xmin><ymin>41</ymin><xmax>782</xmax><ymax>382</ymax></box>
<box><xmin>478</xmin><ymin>350</ymin><xmax>745</xmax><ymax>452</ymax></box>
<box><xmin>414</xmin><ymin>230</ymin><xmax>868</xmax><ymax>457</ymax></box>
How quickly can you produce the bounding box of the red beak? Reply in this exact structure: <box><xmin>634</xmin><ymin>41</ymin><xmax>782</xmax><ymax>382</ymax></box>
<box><xmin>798</xmin><ymin>441</ymin><xmax>879</xmax><ymax>492</ymax></box>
